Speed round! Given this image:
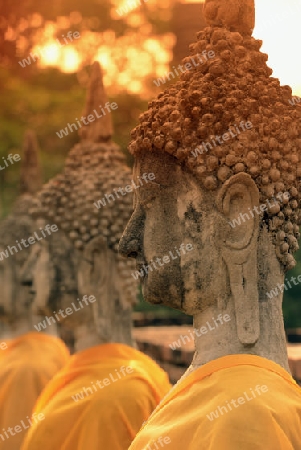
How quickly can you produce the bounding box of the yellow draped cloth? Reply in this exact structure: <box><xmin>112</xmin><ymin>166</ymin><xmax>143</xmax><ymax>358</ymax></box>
<box><xmin>0</xmin><ymin>339</ymin><xmax>10</xmax><ymax>358</ymax></box>
<box><xmin>129</xmin><ymin>354</ymin><xmax>301</xmax><ymax>450</ymax></box>
<box><xmin>21</xmin><ymin>343</ymin><xmax>171</xmax><ymax>450</ymax></box>
<box><xmin>0</xmin><ymin>332</ymin><xmax>69</xmax><ymax>450</ymax></box>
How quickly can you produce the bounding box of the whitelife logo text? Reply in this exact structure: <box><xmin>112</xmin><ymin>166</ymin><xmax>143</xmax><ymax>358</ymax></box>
<box><xmin>56</xmin><ymin>102</ymin><xmax>117</xmax><ymax>139</ymax></box>
<box><xmin>0</xmin><ymin>224</ymin><xmax>58</xmax><ymax>261</ymax></box>
<box><xmin>71</xmin><ymin>365</ymin><xmax>134</xmax><ymax>402</ymax></box>
<box><xmin>34</xmin><ymin>295</ymin><xmax>96</xmax><ymax>331</ymax></box>
<box><xmin>94</xmin><ymin>173</ymin><xmax>155</xmax><ymax>209</ymax></box>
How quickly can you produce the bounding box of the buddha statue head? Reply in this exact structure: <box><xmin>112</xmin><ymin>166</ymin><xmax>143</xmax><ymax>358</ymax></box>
<box><xmin>20</xmin><ymin>217</ymin><xmax>78</xmax><ymax>318</ymax></box>
<box><xmin>119</xmin><ymin>0</ymin><xmax>301</xmax><ymax>367</ymax></box>
<box><xmin>30</xmin><ymin>62</ymin><xmax>137</xmax><ymax>349</ymax></box>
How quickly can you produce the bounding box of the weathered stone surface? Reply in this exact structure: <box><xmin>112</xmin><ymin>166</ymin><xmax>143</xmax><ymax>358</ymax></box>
<box><xmin>204</xmin><ymin>0</ymin><xmax>255</xmax><ymax>35</ymax></box>
<box><xmin>0</xmin><ymin>132</ymin><xmax>77</xmax><ymax>342</ymax></box>
<box><xmin>119</xmin><ymin>1</ymin><xmax>301</xmax><ymax>373</ymax></box>
<box><xmin>20</xmin><ymin>217</ymin><xmax>78</xmax><ymax>320</ymax></box>
<box><xmin>128</xmin><ymin>24</ymin><xmax>301</xmax><ymax>273</ymax></box>
<box><xmin>0</xmin><ymin>197</ymin><xmax>34</xmax><ymax>324</ymax></box>
<box><xmin>0</xmin><ymin>130</ymin><xmax>42</xmax><ymax>328</ymax></box>
<box><xmin>79</xmin><ymin>61</ymin><xmax>113</xmax><ymax>143</ymax></box>
<box><xmin>30</xmin><ymin>63</ymin><xmax>137</xmax><ymax>350</ymax></box>
<box><xmin>134</xmin><ymin>327</ymin><xmax>301</xmax><ymax>384</ymax></box>
<box><xmin>20</xmin><ymin>130</ymin><xmax>42</xmax><ymax>195</ymax></box>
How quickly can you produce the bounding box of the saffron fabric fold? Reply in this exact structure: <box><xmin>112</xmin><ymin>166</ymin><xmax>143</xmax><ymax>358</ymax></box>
<box><xmin>0</xmin><ymin>339</ymin><xmax>10</xmax><ymax>359</ymax></box>
<box><xmin>21</xmin><ymin>343</ymin><xmax>171</xmax><ymax>450</ymax></box>
<box><xmin>129</xmin><ymin>354</ymin><xmax>301</xmax><ymax>450</ymax></box>
<box><xmin>0</xmin><ymin>332</ymin><xmax>69</xmax><ymax>450</ymax></box>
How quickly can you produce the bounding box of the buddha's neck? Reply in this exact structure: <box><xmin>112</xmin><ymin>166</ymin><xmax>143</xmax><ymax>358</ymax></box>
<box><xmin>74</xmin><ymin>313</ymin><xmax>134</xmax><ymax>353</ymax></box>
<box><xmin>188</xmin><ymin>292</ymin><xmax>289</xmax><ymax>374</ymax></box>
<box><xmin>0</xmin><ymin>321</ymin><xmax>13</xmax><ymax>340</ymax></box>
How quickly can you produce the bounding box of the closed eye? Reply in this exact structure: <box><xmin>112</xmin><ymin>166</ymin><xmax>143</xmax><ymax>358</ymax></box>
<box><xmin>140</xmin><ymin>195</ymin><xmax>157</xmax><ymax>209</ymax></box>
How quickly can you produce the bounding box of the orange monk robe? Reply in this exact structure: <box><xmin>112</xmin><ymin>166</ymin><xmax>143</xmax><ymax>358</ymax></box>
<box><xmin>0</xmin><ymin>339</ymin><xmax>10</xmax><ymax>360</ymax></box>
<box><xmin>21</xmin><ymin>343</ymin><xmax>171</xmax><ymax>450</ymax></box>
<box><xmin>0</xmin><ymin>332</ymin><xmax>69</xmax><ymax>450</ymax></box>
<box><xmin>129</xmin><ymin>355</ymin><xmax>301</xmax><ymax>450</ymax></box>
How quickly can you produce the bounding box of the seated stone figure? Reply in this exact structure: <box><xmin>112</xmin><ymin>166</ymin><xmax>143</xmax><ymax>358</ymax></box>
<box><xmin>119</xmin><ymin>1</ymin><xmax>301</xmax><ymax>449</ymax></box>
<box><xmin>21</xmin><ymin>62</ymin><xmax>171</xmax><ymax>450</ymax></box>
<box><xmin>20</xmin><ymin>216</ymin><xmax>78</xmax><ymax>352</ymax></box>
<box><xmin>0</xmin><ymin>131</ymin><xmax>70</xmax><ymax>450</ymax></box>
<box><xmin>0</xmin><ymin>131</ymin><xmax>64</xmax><ymax>338</ymax></box>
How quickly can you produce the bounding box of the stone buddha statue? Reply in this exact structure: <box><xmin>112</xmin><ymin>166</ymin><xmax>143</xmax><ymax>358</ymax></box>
<box><xmin>30</xmin><ymin>62</ymin><xmax>138</xmax><ymax>351</ymax></box>
<box><xmin>0</xmin><ymin>132</ymin><xmax>70</xmax><ymax>450</ymax></box>
<box><xmin>0</xmin><ymin>130</ymin><xmax>54</xmax><ymax>337</ymax></box>
<box><xmin>0</xmin><ymin>197</ymin><xmax>36</xmax><ymax>337</ymax></box>
<box><xmin>120</xmin><ymin>0</ymin><xmax>301</xmax><ymax>372</ymax></box>
<box><xmin>20</xmin><ymin>215</ymin><xmax>78</xmax><ymax>348</ymax></box>
<box><xmin>120</xmin><ymin>1</ymin><xmax>301</xmax><ymax>448</ymax></box>
<box><xmin>21</xmin><ymin>63</ymin><xmax>171</xmax><ymax>450</ymax></box>
<box><xmin>0</xmin><ymin>130</ymin><xmax>76</xmax><ymax>340</ymax></box>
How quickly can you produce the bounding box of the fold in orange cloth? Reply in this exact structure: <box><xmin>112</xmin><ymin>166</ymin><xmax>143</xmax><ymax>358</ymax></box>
<box><xmin>0</xmin><ymin>339</ymin><xmax>10</xmax><ymax>357</ymax></box>
<box><xmin>0</xmin><ymin>332</ymin><xmax>69</xmax><ymax>450</ymax></box>
<box><xmin>21</xmin><ymin>343</ymin><xmax>171</xmax><ymax>450</ymax></box>
<box><xmin>129</xmin><ymin>354</ymin><xmax>301</xmax><ymax>450</ymax></box>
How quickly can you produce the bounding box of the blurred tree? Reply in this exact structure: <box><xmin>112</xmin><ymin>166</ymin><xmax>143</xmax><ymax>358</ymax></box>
<box><xmin>0</xmin><ymin>0</ymin><xmax>174</xmax><ymax>76</ymax></box>
<box><xmin>0</xmin><ymin>0</ymin><xmax>171</xmax><ymax>216</ymax></box>
<box><xmin>0</xmin><ymin>65</ymin><xmax>146</xmax><ymax>216</ymax></box>
<box><xmin>1</xmin><ymin>0</ymin><xmax>113</xmax><ymax>71</ymax></box>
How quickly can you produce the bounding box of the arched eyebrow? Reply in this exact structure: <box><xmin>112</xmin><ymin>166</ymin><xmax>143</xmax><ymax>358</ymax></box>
<box><xmin>139</xmin><ymin>182</ymin><xmax>164</xmax><ymax>207</ymax></box>
<box><xmin>133</xmin><ymin>181</ymin><xmax>162</xmax><ymax>209</ymax></box>
<box><xmin>147</xmin><ymin>181</ymin><xmax>161</xmax><ymax>188</ymax></box>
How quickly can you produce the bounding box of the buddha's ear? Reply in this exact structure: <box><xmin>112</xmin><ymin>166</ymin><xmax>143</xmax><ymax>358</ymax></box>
<box><xmin>77</xmin><ymin>235</ymin><xmax>116</xmax><ymax>342</ymax></box>
<box><xmin>78</xmin><ymin>236</ymin><xmax>109</xmax><ymax>297</ymax></box>
<box><xmin>82</xmin><ymin>235</ymin><xmax>108</xmax><ymax>263</ymax></box>
<box><xmin>216</xmin><ymin>172</ymin><xmax>259</xmax><ymax>251</ymax></box>
<box><xmin>216</xmin><ymin>173</ymin><xmax>260</xmax><ymax>345</ymax></box>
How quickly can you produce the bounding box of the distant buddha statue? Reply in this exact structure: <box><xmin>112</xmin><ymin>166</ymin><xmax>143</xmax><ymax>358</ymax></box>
<box><xmin>21</xmin><ymin>62</ymin><xmax>171</xmax><ymax>450</ymax></box>
<box><xmin>0</xmin><ymin>131</ymin><xmax>69</xmax><ymax>450</ymax></box>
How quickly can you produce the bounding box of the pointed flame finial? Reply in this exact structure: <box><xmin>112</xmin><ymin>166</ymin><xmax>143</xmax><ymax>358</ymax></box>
<box><xmin>204</xmin><ymin>0</ymin><xmax>255</xmax><ymax>36</ymax></box>
<box><xmin>79</xmin><ymin>62</ymin><xmax>113</xmax><ymax>143</ymax></box>
<box><xmin>20</xmin><ymin>130</ymin><xmax>42</xmax><ymax>195</ymax></box>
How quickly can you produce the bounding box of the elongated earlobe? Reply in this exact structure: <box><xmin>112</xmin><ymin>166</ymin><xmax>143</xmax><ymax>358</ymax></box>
<box><xmin>216</xmin><ymin>173</ymin><xmax>260</xmax><ymax>345</ymax></box>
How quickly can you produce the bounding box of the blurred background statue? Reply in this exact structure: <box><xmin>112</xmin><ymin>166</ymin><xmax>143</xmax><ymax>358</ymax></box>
<box><xmin>0</xmin><ymin>129</ymin><xmax>53</xmax><ymax>337</ymax></box>
<box><xmin>0</xmin><ymin>130</ymin><xmax>69</xmax><ymax>450</ymax></box>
